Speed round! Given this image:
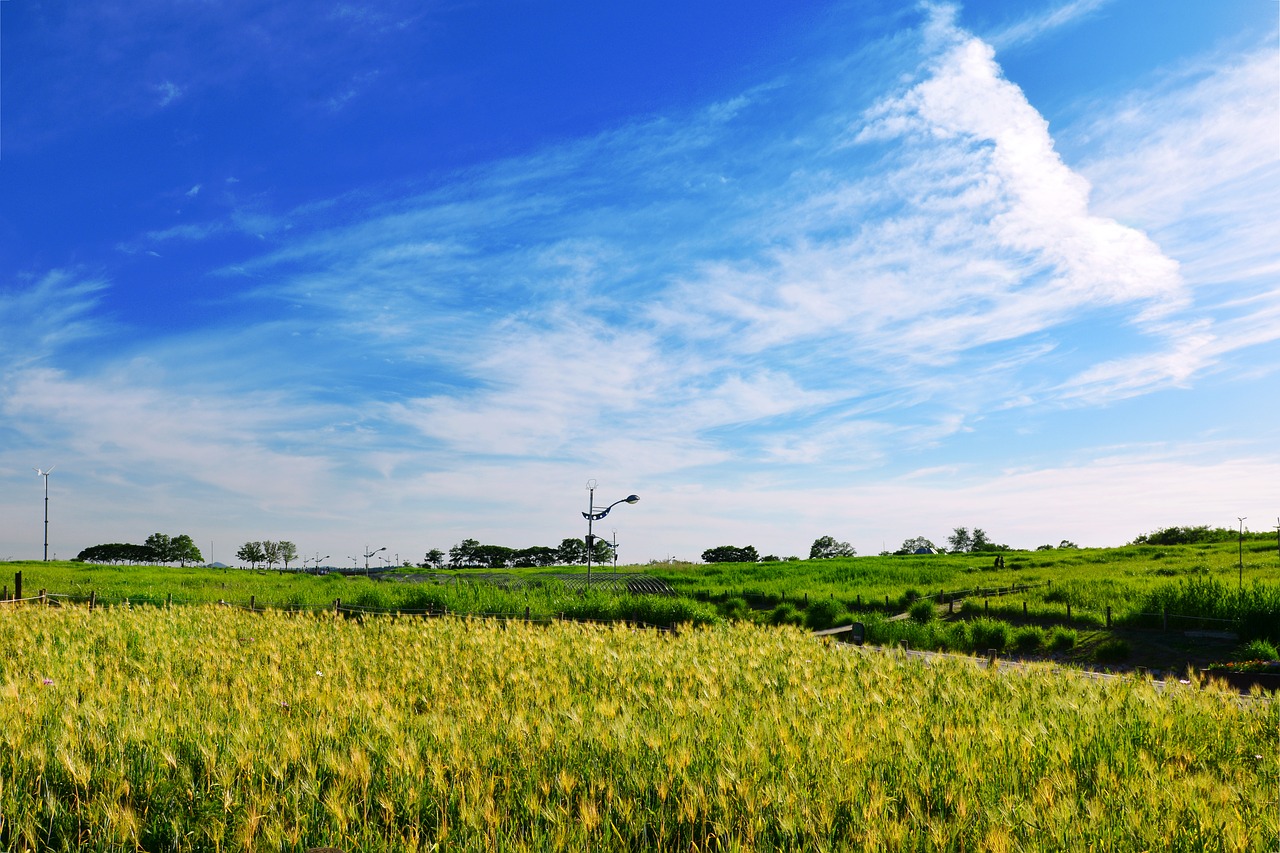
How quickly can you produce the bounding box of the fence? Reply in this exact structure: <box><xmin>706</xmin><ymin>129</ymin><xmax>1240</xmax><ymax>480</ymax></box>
<box><xmin>0</xmin><ymin>571</ymin><xmax>1246</xmax><ymax>640</ymax></box>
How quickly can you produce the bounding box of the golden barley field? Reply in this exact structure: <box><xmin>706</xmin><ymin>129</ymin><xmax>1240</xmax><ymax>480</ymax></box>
<box><xmin>0</xmin><ymin>604</ymin><xmax>1274</xmax><ymax>852</ymax></box>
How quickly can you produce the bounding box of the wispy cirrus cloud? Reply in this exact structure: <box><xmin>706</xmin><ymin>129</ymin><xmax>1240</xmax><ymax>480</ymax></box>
<box><xmin>987</xmin><ymin>0</ymin><xmax>1114</xmax><ymax>50</ymax></box>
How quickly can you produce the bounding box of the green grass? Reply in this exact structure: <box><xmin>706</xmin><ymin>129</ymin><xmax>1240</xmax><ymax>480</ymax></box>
<box><xmin>0</xmin><ymin>560</ymin><xmax>716</xmax><ymax>629</ymax></box>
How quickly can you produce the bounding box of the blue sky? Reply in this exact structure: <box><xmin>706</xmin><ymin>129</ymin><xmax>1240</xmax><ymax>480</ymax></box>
<box><xmin>2</xmin><ymin>0</ymin><xmax>1277</xmax><ymax>565</ymax></box>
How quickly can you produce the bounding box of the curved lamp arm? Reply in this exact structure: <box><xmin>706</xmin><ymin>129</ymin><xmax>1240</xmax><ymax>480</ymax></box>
<box><xmin>583</xmin><ymin>494</ymin><xmax>640</xmax><ymax>521</ymax></box>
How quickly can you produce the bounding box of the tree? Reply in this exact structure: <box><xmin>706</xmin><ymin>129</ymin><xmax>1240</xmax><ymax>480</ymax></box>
<box><xmin>946</xmin><ymin>527</ymin><xmax>972</xmax><ymax>553</ymax></box>
<box><xmin>474</xmin><ymin>544</ymin><xmax>514</xmax><ymax>569</ymax></box>
<box><xmin>236</xmin><ymin>541</ymin><xmax>266</xmax><ymax>569</ymax></box>
<box><xmin>809</xmin><ymin>536</ymin><xmax>856</xmax><ymax>559</ymax></box>
<box><xmin>897</xmin><ymin>536</ymin><xmax>936</xmax><ymax>555</ymax></box>
<box><xmin>970</xmin><ymin>528</ymin><xmax>992</xmax><ymax>551</ymax></box>
<box><xmin>261</xmin><ymin>541</ymin><xmax>282</xmax><ymax>570</ymax></box>
<box><xmin>169</xmin><ymin>534</ymin><xmax>203</xmax><ymax>567</ymax></box>
<box><xmin>1058</xmin><ymin>539</ymin><xmax>1078</xmax><ymax>550</ymax></box>
<box><xmin>278</xmin><ymin>541</ymin><xmax>297</xmax><ymax>570</ymax></box>
<box><xmin>513</xmin><ymin>546</ymin><xmax>558</xmax><ymax>568</ymax></box>
<box><xmin>701</xmin><ymin>545</ymin><xmax>761</xmax><ymax>563</ymax></box>
<box><xmin>556</xmin><ymin>538</ymin><xmax>588</xmax><ymax>565</ymax></box>
<box><xmin>449</xmin><ymin>539</ymin><xmax>482</xmax><ymax>568</ymax></box>
<box><xmin>588</xmin><ymin>537</ymin><xmax>615</xmax><ymax>564</ymax></box>
<box><xmin>75</xmin><ymin>543</ymin><xmax>160</xmax><ymax>564</ymax></box>
<box><xmin>420</xmin><ymin>549</ymin><xmax>446</xmax><ymax>569</ymax></box>
<box><xmin>145</xmin><ymin>533</ymin><xmax>173</xmax><ymax>563</ymax></box>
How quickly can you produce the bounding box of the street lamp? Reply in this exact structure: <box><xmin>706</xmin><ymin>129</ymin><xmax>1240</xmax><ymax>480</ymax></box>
<box><xmin>1237</xmin><ymin>517</ymin><xmax>1247</xmax><ymax>589</ymax></box>
<box><xmin>612</xmin><ymin>528</ymin><xmax>619</xmax><ymax>570</ymax></box>
<box><xmin>34</xmin><ymin>467</ymin><xmax>54</xmax><ymax>561</ymax></box>
<box><xmin>582</xmin><ymin>480</ymin><xmax>638</xmax><ymax>587</ymax></box>
<box><xmin>364</xmin><ymin>545</ymin><xmax>386</xmax><ymax>573</ymax></box>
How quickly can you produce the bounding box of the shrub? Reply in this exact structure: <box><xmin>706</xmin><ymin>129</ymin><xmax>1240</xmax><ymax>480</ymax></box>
<box><xmin>804</xmin><ymin>598</ymin><xmax>848</xmax><ymax>631</ymax></box>
<box><xmin>1012</xmin><ymin>626</ymin><xmax>1044</xmax><ymax>652</ymax></box>
<box><xmin>969</xmin><ymin>618</ymin><xmax>1009</xmax><ymax>652</ymax></box>
<box><xmin>908</xmin><ymin>599</ymin><xmax>936</xmax><ymax>624</ymax></box>
<box><xmin>1093</xmin><ymin>637</ymin><xmax>1130</xmax><ymax>663</ymax></box>
<box><xmin>938</xmin><ymin>621</ymin><xmax>971</xmax><ymax>652</ymax></box>
<box><xmin>1233</xmin><ymin>638</ymin><xmax>1279</xmax><ymax>662</ymax></box>
<box><xmin>768</xmin><ymin>603</ymin><xmax>804</xmax><ymax>627</ymax></box>
<box><xmin>1047</xmin><ymin>627</ymin><xmax>1077</xmax><ymax>651</ymax></box>
<box><xmin>718</xmin><ymin>597</ymin><xmax>751</xmax><ymax>621</ymax></box>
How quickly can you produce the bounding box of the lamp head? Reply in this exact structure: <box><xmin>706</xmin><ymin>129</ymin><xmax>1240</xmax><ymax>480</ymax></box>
<box><xmin>625</xmin><ymin>495</ymin><xmax>639</xmax><ymax>504</ymax></box>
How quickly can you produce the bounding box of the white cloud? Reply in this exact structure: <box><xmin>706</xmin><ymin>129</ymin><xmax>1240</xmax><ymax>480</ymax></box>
<box><xmin>987</xmin><ymin>0</ymin><xmax>1114</xmax><ymax>50</ymax></box>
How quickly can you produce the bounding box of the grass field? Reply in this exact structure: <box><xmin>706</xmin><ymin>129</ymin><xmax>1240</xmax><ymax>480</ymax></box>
<box><xmin>0</xmin><ymin>560</ymin><xmax>717</xmax><ymax>629</ymax></box>
<box><xmin>2</xmin><ymin>604</ymin><xmax>1275</xmax><ymax>852</ymax></box>
<box><xmin>6</xmin><ymin>538</ymin><xmax>1280</xmax><ymax>668</ymax></box>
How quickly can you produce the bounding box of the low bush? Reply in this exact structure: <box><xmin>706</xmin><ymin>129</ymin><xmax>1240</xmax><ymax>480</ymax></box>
<box><xmin>969</xmin><ymin>618</ymin><xmax>1009</xmax><ymax>653</ymax></box>
<box><xmin>769</xmin><ymin>603</ymin><xmax>804</xmax><ymax>626</ymax></box>
<box><xmin>1047</xmin><ymin>627</ymin><xmax>1077</xmax><ymax>651</ymax></box>
<box><xmin>804</xmin><ymin>597</ymin><xmax>848</xmax><ymax>631</ymax></box>
<box><xmin>1233</xmin><ymin>638</ymin><xmax>1279</xmax><ymax>662</ymax></box>
<box><xmin>1011</xmin><ymin>626</ymin><xmax>1044</xmax><ymax>652</ymax></box>
<box><xmin>1093</xmin><ymin>637</ymin><xmax>1130</xmax><ymax>663</ymax></box>
<box><xmin>908</xmin><ymin>599</ymin><xmax>936</xmax><ymax>624</ymax></box>
<box><xmin>718</xmin><ymin>597</ymin><xmax>751</xmax><ymax>621</ymax></box>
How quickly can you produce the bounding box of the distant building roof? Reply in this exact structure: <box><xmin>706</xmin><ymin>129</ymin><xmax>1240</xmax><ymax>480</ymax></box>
<box><xmin>912</xmin><ymin>547</ymin><xmax>937</xmax><ymax>555</ymax></box>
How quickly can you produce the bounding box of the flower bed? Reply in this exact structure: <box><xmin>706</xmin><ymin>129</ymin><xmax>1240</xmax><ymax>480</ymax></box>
<box><xmin>1201</xmin><ymin>660</ymin><xmax>1280</xmax><ymax>693</ymax></box>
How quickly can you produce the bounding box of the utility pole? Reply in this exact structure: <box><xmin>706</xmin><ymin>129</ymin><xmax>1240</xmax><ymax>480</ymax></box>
<box><xmin>1237</xmin><ymin>517</ymin><xmax>1247</xmax><ymax>589</ymax></box>
<box><xmin>34</xmin><ymin>467</ymin><xmax>54</xmax><ymax>561</ymax></box>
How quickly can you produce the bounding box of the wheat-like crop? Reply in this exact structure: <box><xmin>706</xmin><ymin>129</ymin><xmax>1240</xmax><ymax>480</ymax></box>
<box><xmin>0</xmin><ymin>604</ymin><xmax>1274</xmax><ymax>851</ymax></box>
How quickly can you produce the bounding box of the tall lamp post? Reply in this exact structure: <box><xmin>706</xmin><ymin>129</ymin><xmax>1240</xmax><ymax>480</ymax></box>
<box><xmin>34</xmin><ymin>467</ymin><xmax>54</xmax><ymax>561</ymax></box>
<box><xmin>364</xmin><ymin>545</ymin><xmax>386</xmax><ymax>574</ymax></box>
<box><xmin>582</xmin><ymin>480</ymin><xmax>638</xmax><ymax>587</ymax></box>
<box><xmin>1237</xmin><ymin>517</ymin><xmax>1247</xmax><ymax>589</ymax></box>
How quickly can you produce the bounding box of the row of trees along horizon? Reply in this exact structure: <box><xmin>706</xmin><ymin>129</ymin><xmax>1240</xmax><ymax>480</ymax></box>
<box><xmin>70</xmin><ymin>524</ymin><xmax>1276</xmax><ymax>570</ymax></box>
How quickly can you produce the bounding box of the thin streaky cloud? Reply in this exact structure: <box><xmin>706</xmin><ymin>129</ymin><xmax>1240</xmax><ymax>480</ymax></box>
<box><xmin>986</xmin><ymin>0</ymin><xmax>1114</xmax><ymax>50</ymax></box>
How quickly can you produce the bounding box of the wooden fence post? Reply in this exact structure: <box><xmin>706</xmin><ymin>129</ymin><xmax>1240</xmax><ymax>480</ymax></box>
<box><xmin>14</xmin><ymin>572</ymin><xmax>21</xmax><ymax>602</ymax></box>
<box><xmin>89</xmin><ymin>591</ymin><xmax>96</xmax><ymax>612</ymax></box>
<box><xmin>1023</xmin><ymin>601</ymin><xmax>1027</xmax><ymax>616</ymax></box>
<box><xmin>1162</xmin><ymin>607</ymin><xmax>1168</xmax><ymax>631</ymax></box>
<box><xmin>984</xmin><ymin>599</ymin><xmax>989</xmax><ymax>615</ymax></box>
<box><xmin>1066</xmin><ymin>603</ymin><xmax>1072</xmax><ymax>621</ymax></box>
<box><xmin>1106</xmin><ymin>606</ymin><xmax>1111</xmax><ymax>628</ymax></box>
<box><xmin>40</xmin><ymin>589</ymin><xmax>47</xmax><ymax>606</ymax></box>
<box><xmin>525</xmin><ymin>606</ymin><xmax>530</xmax><ymax>622</ymax></box>
<box><xmin>167</xmin><ymin>592</ymin><xmax>172</xmax><ymax>608</ymax></box>
<box><xmin>250</xmin><ymin>595</ymin><xmax>256</xmax><ymax>612</ymax></box>
<box><xmin>948</xmin><ymin>599</ymin><xmax>954</xmax><ymax>614</ymax></box>
<box><xmin>334</xmin><ymin>598</ymin><xmax>341</xmax><ymax>614</ymax></box>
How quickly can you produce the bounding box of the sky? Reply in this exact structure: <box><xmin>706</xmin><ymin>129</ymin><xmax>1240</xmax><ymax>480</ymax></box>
<box><xmin>1</xmin><ymin>0</ymin><xmax>1278</xmax><ymax>566</ymax></box>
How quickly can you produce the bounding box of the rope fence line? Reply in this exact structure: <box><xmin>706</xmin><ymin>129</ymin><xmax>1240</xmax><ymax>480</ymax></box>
<box><xmin>0</xmin><ymin>572</ymin><xmax>1253</xmax><ymax>638</ymax></box>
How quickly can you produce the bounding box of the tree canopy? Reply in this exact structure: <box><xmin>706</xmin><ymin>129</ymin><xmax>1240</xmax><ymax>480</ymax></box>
<box><xmin>809</xmin><ymin>536</ymin><xmax>855</xmax><ymax>559</ymax></box>
<box><xmin>701</xmin><ymin>545</ymin><xmax>760</xmax><ymax>564</ymax></box>
<box><xmin>75</xmin><ymin>543</ymin><xmax>161</xmax><ymax>564</ymax></box>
